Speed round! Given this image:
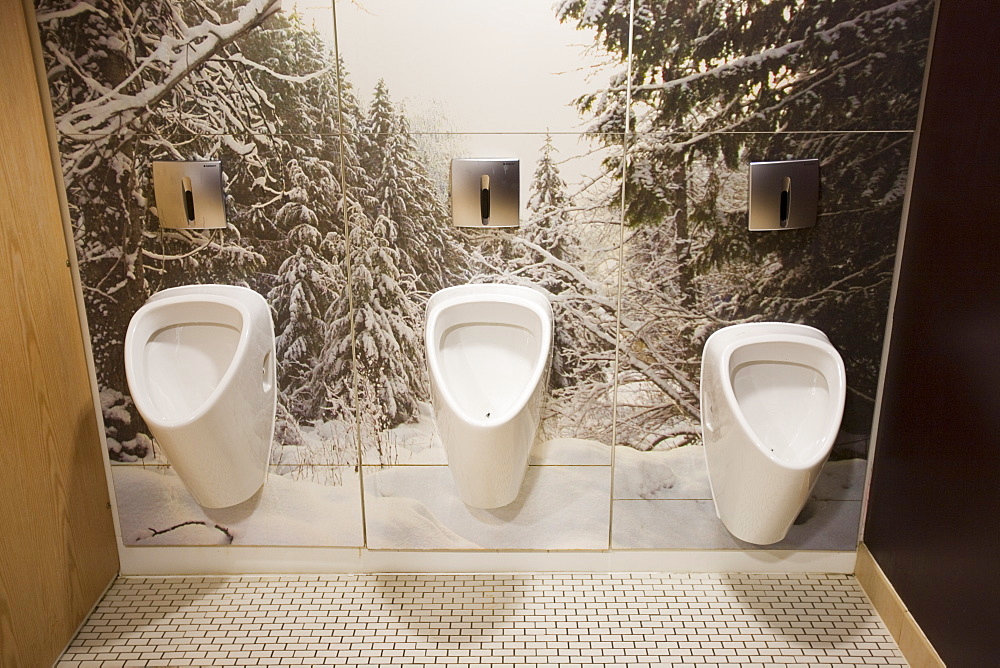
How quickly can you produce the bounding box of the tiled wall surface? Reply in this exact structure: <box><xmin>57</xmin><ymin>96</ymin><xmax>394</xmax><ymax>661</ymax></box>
<box><xmin>35</xmin><ymin>0</ymin><xmax>933</xmax><ymax>552</ymax></box>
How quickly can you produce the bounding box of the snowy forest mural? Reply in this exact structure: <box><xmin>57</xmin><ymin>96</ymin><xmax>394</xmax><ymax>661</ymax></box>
<box><xmin>35</xmin><ymin>0</ymin><xmax>933</xmax><ymax>550</ymax></box>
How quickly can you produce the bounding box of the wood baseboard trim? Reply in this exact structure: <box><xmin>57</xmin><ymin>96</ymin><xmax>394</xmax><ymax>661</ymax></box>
<box><xmin>855</xmin><ymin>543</ymin><xmax>946</xmax><ymax>667</ymax></box>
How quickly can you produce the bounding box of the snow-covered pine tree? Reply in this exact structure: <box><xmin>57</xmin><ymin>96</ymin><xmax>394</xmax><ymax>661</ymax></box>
<box><xmin>359</xmin><ymin>80</ymin><xmax>461</xmax><ymax>296</ymax></box>
<box><xmin>306</xmin><ymin>240</ymin><xmax>355</xmax><ymax>425</ymax></box>
<box><xmin>309</xmin><ymin>201</ymin><xmax>424</xmax><ymax>435</ymax></box>
<box><xmin>305</xmin><ymin>78</ymin><xmax>428</xmax><ymax>437</ymax></box>
<box><xmin>351</xmin><ymin>211</ymin><xmax>424</xmax><ymax>431</ymax></box>
<box><xmin>37</xmin><ymin>0</ymin><xmax>281</xmax><ymax>398</ymax></box>
<box><xmin>236</xmin><ymin>7</ymin><xmax>346</xmax><ymax>241</ymax></box>
<box><xmin>36</xmin><ymin>0</ymin><xmax>291</xmax><ymax>461</ymax></box>
<box><xmin>520</xmin><ymin>134</ymin><xmax>615</xmax><ymax>391</ymax></box>
<box><xmin>525</xmin><ymin>134</ymin><xmax>573</xmax><ymax>263</ymax></box>
<box><xmin>37</xmin><ymin>0</ymin><xmax>351</xmax><ymax>457</ymax></box>
<box><xmin>558</xmin><ymin>0</ymin><xmax>934</xmax><ymax>441</ymax></box>
<box><xmin>291</xmin><ymin>63</ymin><xmax>371</xmax><ymax>429</ymax></box>
<box><xmin>268</xmin><ymin>223</ymin><xmax>341</xmax><ymax>419</ymax></box>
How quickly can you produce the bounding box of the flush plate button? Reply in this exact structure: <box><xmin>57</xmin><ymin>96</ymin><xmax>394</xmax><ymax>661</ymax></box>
<box><xmin>748</xmin><ymin>159</ymin><xmax>819</xmax><ymax>231</ymax></box>
<box><xmin>152</xmin><ymin>160</ymin><xmax>227</xmax><ymax>230</ymax></box>
<box><xmin>451</xmin><ymin>158</ymin><xmax>519</xmax><ymax>228</ymax></box>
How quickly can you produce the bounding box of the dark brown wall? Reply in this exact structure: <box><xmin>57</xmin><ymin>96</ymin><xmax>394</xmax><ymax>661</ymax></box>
<box><xmin>864</xmin><ymin>1</ymin><xmax>1000</xmax><ymax>665</ymax></box>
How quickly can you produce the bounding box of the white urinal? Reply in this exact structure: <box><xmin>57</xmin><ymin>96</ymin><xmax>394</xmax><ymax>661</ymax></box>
<box><xmin>425</xmin><ymin>284</ymin><xmax>553</xmax><ymax>509</ymax></box>
<box><xmin>125</xmin><ymin>285</ymin><xmax>276</xmax><ymax>508</ymax></box>
<box><xmin>700</xmin><ymin>322</ymin><xmax>846</xmax><ymax>545</ymax></box>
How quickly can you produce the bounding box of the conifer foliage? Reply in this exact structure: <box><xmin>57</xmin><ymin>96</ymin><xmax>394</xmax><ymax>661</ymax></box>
<box><xmin>558</xmin><ymin>0</ymin><xmax>934</xmax><ymax>441</ymax></box>
<box><xmin>360</xmin><ymin>81</ymin><xmax>460</xmax><ymax>297</ymax></box>
<box><xmin>521</xmin><ymin>135</ymin><xmax>614</xmax><ymax>392</ymax></box>
<box><xmin>268</xmin><ymin>223</ymin><xmax>341</xmax><ymax>418</ymax></box>
<box><xmin>35</xmin><ymin>0</ymin><xmax>932</xmax><ymax>465</ymax></box>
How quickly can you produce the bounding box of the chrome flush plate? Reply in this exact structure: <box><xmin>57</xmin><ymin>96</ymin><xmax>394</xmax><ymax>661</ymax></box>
<box><xmin>748</xmin><ymin>159</ymin><xmax>819</xmax><ymax>231</ymax></box>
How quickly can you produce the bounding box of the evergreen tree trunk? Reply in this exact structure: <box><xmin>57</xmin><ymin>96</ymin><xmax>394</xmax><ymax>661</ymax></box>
<box><xmin>672</xmin><ymin>160</ymin><xmax>695</xmax><ymax>310</ymax></box>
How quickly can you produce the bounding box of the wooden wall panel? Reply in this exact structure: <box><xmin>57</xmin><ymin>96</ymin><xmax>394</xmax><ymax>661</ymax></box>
<box><xmin>864</xmin><ymin>0</ymin><xmax>1000</xmax><ymax>665</ymax></box>
<box><xmin>0</xmin><ymin>0</ymin><xmax>119</xmax><ymax>665</ymax></box>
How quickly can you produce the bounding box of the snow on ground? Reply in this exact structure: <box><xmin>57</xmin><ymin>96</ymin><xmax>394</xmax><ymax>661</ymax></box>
<box><xmin>611</xmin><ymin>496</ymin><xmax>862</xmax><ymax>551</ymax></box>
<box><xmin>112</xmin><ymin>466</ymin><xmax>364</xmax><ymax>547</ymax></box>
<box><xmin>365</xmin><ymin>402</ymin><xmax>447</xmax><ymax>465</ymax></box>
<box><xmin>614</xmin><ymin>445</ymin><xmax>865</xmax><ymax>501</ymax></box>
<box><xmin>613</xmin><ymin>445</ymin><xmax>712</xmax><ymax>499</ymax></box>
<box><xmin>110</xmin><ymin>433</ymin><xmax>867</xmax><ymax>550</ymax></box>
<box><xmin>272</xmin><ymin>418</ymin><xmax>357</xmax><ymax>468</ymax></box>
<box><xmin>611</xmin><ymin>499</ymin><xmax>861</xmax><ymax>550</ymax></box>
<box><xmin>610</xmin><ymin>446</ymin><xmax>866</xmax><ymax>550</ymax></box>
<box><xmin>813</xmin><ymin>458</ymin><xmax>867</xmax><ymax>500</ymax></box>
<box><xmin>354</xmin><ymin>404</ymin><xmax>613</xmax><ymax>466</ymax></box>
<box><xmin>530</xmin><ymin>437</ymin><xmax>610</xmax><ymax>465</ymax></box>
<box><xmin>362</xmin><ymin>496</ymin><xmax>479</xmax><ymax>550</ymax></box>
<box><xmin>364</xmin><ymin>463</ymin><xmax>611</xmax><ymax>550</ymax></box>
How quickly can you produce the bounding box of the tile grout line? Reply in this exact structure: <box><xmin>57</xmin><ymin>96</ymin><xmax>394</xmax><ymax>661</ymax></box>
<box><xmin>329</xmin><ymin>0</ymin><xmax>368</xmax><ymax>550</ymax></box>
<box><xmin>606</xmin><ymin>0</ymin><xmax>638</xmax><ymax>556</ymax></box>
<box><xmin>56</xmin><ymin>572</ymin><xmax>906</xmax><ymax>666</ymax></box>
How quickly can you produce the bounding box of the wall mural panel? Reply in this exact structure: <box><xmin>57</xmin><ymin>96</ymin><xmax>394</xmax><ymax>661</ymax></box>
<box><xmin>34</xmin><ymin>0</ymin><xmax>933</xmax><ymax>551</ymax></box>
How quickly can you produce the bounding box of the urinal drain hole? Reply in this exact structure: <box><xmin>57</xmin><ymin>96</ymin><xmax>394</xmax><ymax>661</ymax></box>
<box><xmin>486</xmin><ymin>412</ymin><xmax>491</xmax><ymax>418</ymax></box>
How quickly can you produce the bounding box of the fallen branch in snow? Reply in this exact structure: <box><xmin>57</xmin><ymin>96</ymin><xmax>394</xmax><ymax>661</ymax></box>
<box><xmin>145</xmin><ymin>520</ymin><xmax>234</xmax><ymax>544</ymax></box>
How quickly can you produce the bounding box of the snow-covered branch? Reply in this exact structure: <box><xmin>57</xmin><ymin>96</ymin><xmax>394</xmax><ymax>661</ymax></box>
<box><xmin>36</xmin><ymin>2</ymin><xmax>108</xmax><ymax>23</ymax></box>
<box><xmin>56</xmin><ymin>0</ymin><xmax>281</xmax><ymax>136</ymax></box>
<box><xmin>767</xmin><ymin>253</ymin><xmax>895</xmax><ymax>307</ymax></box>
<box><xmin>623</xmin><ymin>0</ymin><xmax>921</xmax><ymax>97</ymax></box>
<box><xmin>140</xmin><ymin>230</ymin><xmax>221</xmax><ymax>261</ymax></box>
<box><xmin>228</xmin><ymin>53</ymin><xmax>335</xmax><ymax>84</ymax></box>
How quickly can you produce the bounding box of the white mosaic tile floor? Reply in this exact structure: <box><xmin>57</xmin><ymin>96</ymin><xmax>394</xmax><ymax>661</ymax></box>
<box><xmin>57</xmin><ymin>573</ymin><xmax>905</xmax><ymax>667</ymax></box>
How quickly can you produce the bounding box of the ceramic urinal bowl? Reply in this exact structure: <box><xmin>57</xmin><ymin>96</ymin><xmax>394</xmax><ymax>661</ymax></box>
<box><xmin>125</xmin><ymin>285</ymin><xmax>276</xmax><ymax>508</ymax></box>
<box><xmin>700</xmin><ymin>323</ymin><xmax>846</xmax><ymax>545</ymax></box>
<box><xmin>425</xmin><ymin>284</ymin><xmax>553</xmax><ymax>509</ymax></box>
